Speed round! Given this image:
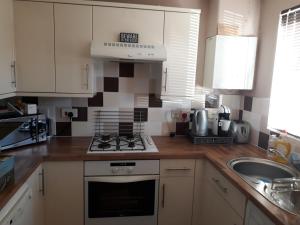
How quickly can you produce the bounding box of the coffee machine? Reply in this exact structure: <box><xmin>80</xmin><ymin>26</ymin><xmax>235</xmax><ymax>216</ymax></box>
<box><xmin>212</xmin><ymin>105</ymin><xmax>231</xmax><ymax>136</ymax></box>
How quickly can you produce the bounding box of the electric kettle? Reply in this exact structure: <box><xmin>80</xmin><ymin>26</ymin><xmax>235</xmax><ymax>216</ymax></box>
<box><xmin>192</xmin><ymin>109</ymin><xmax>208</xmax><ymax>136</ymax></box>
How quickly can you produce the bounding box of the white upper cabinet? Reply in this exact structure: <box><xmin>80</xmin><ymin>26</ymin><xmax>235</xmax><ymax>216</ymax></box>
<box><xmin>14</xmin><ymin>1</ymin><xmax>56</xmax><ymax>93</ymax></box>
<box><xmin>203</xmin><ymin>35</ymin><xmax>257</xmax><ymax>90</ymax></box>
<box><xmin>93</xmin><ymin>6</ymin><xmax>164</xmax><ymax>44</ymax></box>
<box><xmin>161</xmin><ymin>11</ymin><xmax>200</xmax><ymax>99</ymax></box>
<box><xmin>0</xmin><ymin>0</ymin><xmax>16</xmax><ymax>97</ymax></box>
<box><xmin>55</xmin><ymin>4</ymin><xmax>93</xmax><ymax>94</ymax></box>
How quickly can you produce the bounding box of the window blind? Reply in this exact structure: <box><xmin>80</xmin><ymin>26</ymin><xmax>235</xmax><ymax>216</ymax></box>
<box><xmin>268</xmin><ymin>5</ymin><xmax>300</xmax><ymax>137</ymax></box>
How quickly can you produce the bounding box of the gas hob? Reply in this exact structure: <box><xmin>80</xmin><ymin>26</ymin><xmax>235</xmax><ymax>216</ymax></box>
<box><xmin>88</xmin><ymin>134</ymin><xmax>158</xmax><ymax>153</ymax></box>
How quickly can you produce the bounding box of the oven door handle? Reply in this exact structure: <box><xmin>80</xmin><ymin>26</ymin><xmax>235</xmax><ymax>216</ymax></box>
<box><xmin>85</xmin><ymin>175</ymin><xmax>159</xmax><ymax>183</ymax></box>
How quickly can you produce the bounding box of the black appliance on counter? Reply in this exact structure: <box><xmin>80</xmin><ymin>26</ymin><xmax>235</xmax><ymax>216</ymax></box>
<box><xmin>0</xmin><ymin>114</ymin><xmax>48</xmax><ymax>151</ymax></box>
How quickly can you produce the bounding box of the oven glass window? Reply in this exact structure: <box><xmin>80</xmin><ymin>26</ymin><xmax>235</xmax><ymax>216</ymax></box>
<box><xmin>88</xmin><ymin>180</ymin><xmax>156</xmax><ymax>218</ymax></box>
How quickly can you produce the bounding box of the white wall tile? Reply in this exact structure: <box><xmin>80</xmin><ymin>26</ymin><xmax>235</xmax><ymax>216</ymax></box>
<box><xmin>72</xmin><ymin>98</ymin><xmax>88</xmax><ymax>107</ymax></box>
<box><xmin>221</xmin><ymin>95</ymin><xmax>242</xmax><ymax>110</ymax></box>
<box><xmin>103</xmin><ymin>93</ymin><xmax>120</xmax><ymax>107</ymax></box>
<box><xmin>72</xmin><ymin>121</ymin><xmax>94</xmax><ymax>137</ymax></box>
<box><xmin>144</xmin><ymin>122</ymin><xmax>162</xmax><ymax>136</ymax></box>
<box><xmin>148</xmin><ymin>108</ymin><xmax>167</xmax><ymax>122</ymax></box>
<box><xmin>103</xmin><ymin>62</ymin><xmax>119</xmax><ymax>77</ymax></box>
<box><xmin>119</xmin><ymin>93</ymin><xmax>134</xmax><ymax>108</ymax></box>
<box><xmin>251</xmin><ymin>97</ymin><xmax>270</xmax><ymax>116</ymax></box>
<box><xmin>134</xmin><ymin>78</ymin><xmax>149</xmax><ymax>94</ymax></box>
<box><xmin>134</xmin><ymin>94</ymin><xmax>149</xmax><ymax>108</ymax></box>
<box><xmin>119</xmin><ymin>77</ymin><xmax>134</xmax><ymax>93</ymax></box>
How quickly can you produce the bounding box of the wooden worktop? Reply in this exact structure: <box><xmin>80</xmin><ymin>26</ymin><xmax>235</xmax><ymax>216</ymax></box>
<box><xmin>0</xmin><ymin>136</ymin><xmax>299</xmax><ymax>225</ymax></box>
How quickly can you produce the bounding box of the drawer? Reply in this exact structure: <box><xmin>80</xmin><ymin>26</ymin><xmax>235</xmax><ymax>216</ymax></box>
<box><xmin>205</xmin><ymin>162</ymin><xmax>246</xmax><ymax>218</ymax></box>
<box><xmin>160</xmin><ymin>160</ymin><xmax>195</xmax><ymax>177</ymax></box>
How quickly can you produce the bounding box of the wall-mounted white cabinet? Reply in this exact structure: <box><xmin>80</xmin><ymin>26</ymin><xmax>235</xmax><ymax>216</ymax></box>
<box><xmin>14</xmin><ymin>1</ymin><xmax>56</xmax><ymax>93</ymax></box>
<box><xmin>0</xmin><ymin>0</ymin><xmax>16</xmax><ymax>99</ymax></box>
<box><xmin>161</xmin><ymin>11</ymin><xmax>200</xmax><ymax>99</ymax></box>
<box><xmin>203</xmin><ymin>35</ymin><xmax>257</xmax><ymax>90</ymax></box>
<box><xmin>54</xmin><ymin>4</ymin><xmax>93</xmax><ymax>94</ymax></box>
<box><xmin>93</xmin><ymin>6</ymin><xmax>164</xmax><ymax>44</ymax></box>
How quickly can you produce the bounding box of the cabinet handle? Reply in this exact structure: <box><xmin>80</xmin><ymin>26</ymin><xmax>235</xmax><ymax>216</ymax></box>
<box><xmin>212</xmin><ymin>177</ymin><xmax>228</xmax><ymax>193</ymax></box>
<box><xmin>39</xmin><ymin>169</ymin><xmax>45</xmax><ymax>196</ymax></box>
<box><xmin>85</xmin><ymin>64</ymin><xmax>89</xmax><ymax>90</ymax></box>
<box><xmin>162</xmin><ymin>184</ymin><xmax>165</xmax><ymax>208</ymax></box>
<box><xmin>165</xmin><ymin>168</ymin><xmax>191</xmax><ymax>171</ymax></box>
<box><xmin>11</xmin><ymin>61</ymin><xmax>16</xmax><ymax>87</ymax></box>
<box><xmin>164</xmin><ymin>67</ymin><xmax>168</xmax><ymax>92</ymax></box>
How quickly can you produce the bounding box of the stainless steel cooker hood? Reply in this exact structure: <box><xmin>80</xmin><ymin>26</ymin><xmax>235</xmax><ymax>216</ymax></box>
<box><xmin>91</xmin><ymin>41</ymin><xmax>167</xmax><ymax>62</ymax></box>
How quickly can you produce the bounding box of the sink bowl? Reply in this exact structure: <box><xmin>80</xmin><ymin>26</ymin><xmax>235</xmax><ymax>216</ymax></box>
<box><xmin>228</xmin><ymin>157</ymin><xmax>300</xmax><ymax>215</ymax></box>
<box><xmin>228</xmin><ymin>158</ymin><xmax>298</xmax><ymax>182</ymax></box>
<box><xmin>270</xmin><ymin>190</ymin><xmax>300</xmax><ymax>215</ymax></box>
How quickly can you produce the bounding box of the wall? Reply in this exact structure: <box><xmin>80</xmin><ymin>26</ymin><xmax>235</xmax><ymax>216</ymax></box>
<box><xmin>240</xmin><ymin>0</ymin><xmax>300</xmax><ymax>151</ymax></box>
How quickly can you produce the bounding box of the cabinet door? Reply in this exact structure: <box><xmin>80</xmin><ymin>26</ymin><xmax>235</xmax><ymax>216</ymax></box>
<box><xmin>200</xmin><ymin>181</ymin><xmax>243</xmax><ymax>225</ymax></box>
<box><xmin>93</xmin><ymin>6</ymin><xmax>164</xmax><ymax>44</ymax></box>
<box><xmin>44</xmin><ymin>161</ymin><xmax>84</xmax><ymax>225</ymax></box>
<box><xmin>55</xmin><ymin>4</ymin><xmax>93</xmax><ymax>94</ymax></box>
<box><xmin>0</xmin><ymin>0</ymin><xmax>15</xmax><ymax>96</ymax></box>
<box><xmin>158</xmin><ymin>177</ymin><xmax>194</xmax><ymax>225</ymax></box>
<box><xmin>14</xmin><ymin>1</ymin><xmax>55</xmax><ymax>93</ymax></box>
<box><xmin>245</xmin><ymin>201</ymin><xmax>275</xmax><ymax>225</ymax></box>
<box><xmin>26</xmin><ymin>165</ymin><xmax>45</xmax><ymax>225</ymax></box>
<box><xmin>162</xmin><ymin>12</ymin><xmax>200</xmax><ymax>98</ymax></box>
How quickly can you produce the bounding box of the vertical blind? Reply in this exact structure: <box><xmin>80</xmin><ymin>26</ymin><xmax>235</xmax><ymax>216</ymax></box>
<box><xmin>268</xmin><ymin>5</ymin><xmax>300</xmax><ymax>137</ymax></box>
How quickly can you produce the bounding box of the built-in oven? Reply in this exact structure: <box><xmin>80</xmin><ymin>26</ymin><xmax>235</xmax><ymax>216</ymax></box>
<box><xmin>84</xmin><ymin>160</ymin><xmax>159</xmax><ymax>225</ymax></box>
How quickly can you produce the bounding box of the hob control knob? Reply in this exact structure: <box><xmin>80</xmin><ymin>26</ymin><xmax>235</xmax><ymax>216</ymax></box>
<box><xmin>127</xmin><ymin>167</ymin><xmax>134</xmax><ymax>173</ymax></box>
<box><xmin>112</xmin><ymin>167</ymin><xmax>119</xmax><ymax>174</ymax></box>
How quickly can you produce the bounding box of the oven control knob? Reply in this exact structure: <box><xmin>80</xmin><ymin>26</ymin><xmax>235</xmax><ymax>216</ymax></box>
<box><xmin>127</xmin><ymin>167</ymin><xmax>134</xmax><ymax>173</ymax></box>
<box><xmin>112</xmin><ymin>167</ymin><xmax>119</xmax><ymax>174</ymax></box>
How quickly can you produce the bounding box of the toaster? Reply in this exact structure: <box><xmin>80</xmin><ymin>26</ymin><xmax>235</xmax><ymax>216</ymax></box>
<box><xmin>230</xmin><ymin>121</ymin><xmax>251</xmax><ymax>144</ymax></box>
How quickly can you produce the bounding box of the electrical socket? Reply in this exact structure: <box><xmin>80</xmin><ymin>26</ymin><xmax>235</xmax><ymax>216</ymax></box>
<box><xmin>61</xmin><ymin>108</ymin><xmax>78</xmax><ymax>119</ymax></box>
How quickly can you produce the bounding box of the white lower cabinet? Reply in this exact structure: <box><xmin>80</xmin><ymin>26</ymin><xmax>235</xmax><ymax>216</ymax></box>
<box><xmin>44</xmin><ymin>161</ymin><xmax>84</xmax><ymax>225</ymax></box>
<box><xmin>245</xmin><ymin>201</ymin><xmax>275</xmax><ymax>225</ymax></box>
<box><xmin>158</xmin><ymin>160</ymin><xmax>195</xmax><ymax>225</ymax></box>
<box><xmin>199</xmin><ymin>161</ymin><xmax>246</xmax><ymax>225</ymax></box>
<box><xmin>26</xmin><ymin>165</ymin><xmax>45</xmax><ymax>225</ymax></box>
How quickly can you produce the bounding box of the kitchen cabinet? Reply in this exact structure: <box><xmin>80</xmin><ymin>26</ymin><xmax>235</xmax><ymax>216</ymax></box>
<box><xmin>199</xmin><ymin>161</ymin><xmax>246</xmax><ymax>225</ymax></box>
<box><xmin>44</xmin><ymin>161</ymin><xmax>84</xmax><ymax>225</ymax></box>
<box><xmin>158</xmin><ymin>160</ymin><xmax>195</xmax><ymax>225</ymax></box>
<box><xmin>93</xmin><ymin>6</ymin><xmax>164</xmax><ymax>44</ymax></box>
<box><xmin>55</xmin><ymin>4</ymin><xmax>94</xmax><ymax>94</ymax></box>
<box><xmin>245</xmin><ymin>201</ymin><xmax>275</xmax><ymax>225</ymax></box>
<box><xmin>14</xmin><ymin>1</ymin><xmax>55</xmax><ymax>93</ymax></box>
<box><xmin>192</xmin><ymin>160</ymin><xmax>204</xmax><ymax>225</ymax></box>
<box><xmin>161</xmin><ymin>11</ymin><xmax>200</xmax><ymax>99</ymax></box>
<box><xmin>0</xmin><ymin>0</ymin><xmax>16</xmax><ymax>98</ymax></box>
<box><xmin>203</xmin><ymin>35</ymin><xmax>257</xmax><ymax>90</ymax></box>
<box><xmin>26</xmin><ymin>165</ymin><xmax>45</xmax><ymax>225</ymax></box>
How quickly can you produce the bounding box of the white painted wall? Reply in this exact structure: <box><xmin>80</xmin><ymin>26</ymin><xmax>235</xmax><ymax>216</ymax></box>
<box><xmin>244</xmin><ymin>0</ymin><xmax>300</xmax><ymax>98</ymax></box>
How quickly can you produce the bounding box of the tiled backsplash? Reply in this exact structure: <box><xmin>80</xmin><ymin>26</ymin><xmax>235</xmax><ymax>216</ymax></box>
<box><xmin>31</xmin><ymin>62</ymin><xmax>242</xmax><ymax>137</ymax></box>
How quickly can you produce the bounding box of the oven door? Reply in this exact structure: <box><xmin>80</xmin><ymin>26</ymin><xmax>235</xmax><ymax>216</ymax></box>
<box><xmin>85</xmin><ymin>175</ymin><xmax>159</xmax><ymax>225</ymax></box>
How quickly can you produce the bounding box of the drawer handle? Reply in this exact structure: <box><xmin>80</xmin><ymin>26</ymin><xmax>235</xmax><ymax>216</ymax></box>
<box><xmin>162</xmin><ymin>184</ymin><xmax>166</xmax><ymax>208</ymax></box>
<box><xmin>165</xmin><ymin>168</ymin><xmax>191</xmax><ymax>171</ymax></box>
<box><xmin>212</xmin><ymin>178</ymin><xmax>228</xmax><ymax>193</ymax></box>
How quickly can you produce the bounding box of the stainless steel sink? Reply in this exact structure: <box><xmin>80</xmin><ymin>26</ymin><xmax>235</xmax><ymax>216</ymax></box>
<box><xmin>228</xmin><ymin>157</ymin><xmax>300</xmax><ymax>215</ymax></box>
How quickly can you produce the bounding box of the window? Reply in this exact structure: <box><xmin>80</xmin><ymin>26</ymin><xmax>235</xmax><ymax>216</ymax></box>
<box><xmin>268</xmin><ymin>5</ymin><xmax>300</xmax><ymax>137</ymax></box>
